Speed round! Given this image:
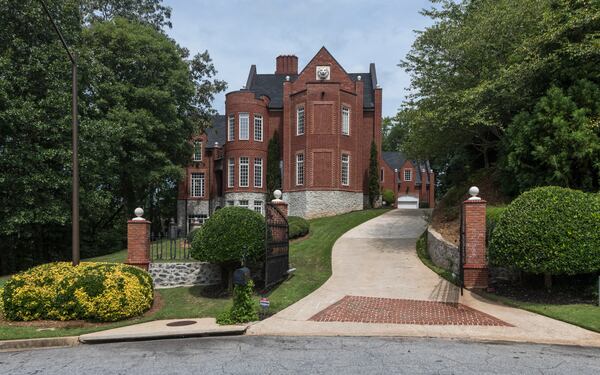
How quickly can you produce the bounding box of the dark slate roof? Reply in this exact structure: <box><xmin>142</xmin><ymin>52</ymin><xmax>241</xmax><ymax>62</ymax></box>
<box><xmin>382</xmin><ymin>152</ymin><xmax>432</xmax><ymax>185</ymax></box>
<box><xmin>348</xmin><ymin>73</ymin><xmax>374</xmax><ymax>109</ymax></box>
<box><xmin>249</xmin><ymin>74</ymin><xmax>298</xmax><ymax>108</ymax></box>
<box><xmin>382</xmin><ymin>151</ymin><xmax>407</xmax><ymax>171</ymax></box>
<box><xmin>246</xmin><ymin>72</ymin><xmax>375</xmax><ymax>109</ymax></box>
<box><xmin>205</xmin><ymin>115</ymin><xmax>226</xmax><ymax>148</ymax></box>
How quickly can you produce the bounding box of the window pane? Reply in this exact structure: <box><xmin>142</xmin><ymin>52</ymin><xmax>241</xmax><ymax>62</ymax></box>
<box><xmin>342</xmin><ymin>107</ymin><xmax>350</xmax><ymax>135</ymax></box>
<box><xmin>239</xmin><ymin>113</ymin><xmax>249</xmax><ymax>140</ymax></box>
<box><xmin>239</xmin><ymin>157</ymin><xmax>249</xmax><ymax>187</ymax></box>
<box><xmin>238</xmin><ymin>200</ymin><xmax>249</xmax><ymax>208</ymax></box>
<box><xmin>404</xmin><ymin>169</ymin><xmax>412</xmax><ymax>181</ymax></box>
<box><xmin>297</xmin><ymin>107</ymin><xmax>304</xmax><ymax>135</ymax></box>
<box><xmin>253</xmin><ymin>200</ymin><xmax>263</xmax><ymax>214</ymax></box>
<box><xmin>228</xmin><ymin>158</ymin><xmax>235</xmax><ymax>188</ymax></box>
<box><xmin>191</xmin><ymin>173</ymin><xmax>205</xmax><ymax>197</ymax></box>
<box><xmin>254</xmin><ymin>115</ymin><xmax>263</xmax><ymax>141</ymax></box>
<box><xmin>341</xmin><ymin>154</ymin><xmax>350</xmax><ymax>185</ymax></box>
<box><xmin>296</xmin><ymin>153</ymin><xmax>304</xmax><ymax>185</ymax></box>
<box><xmin>228</xmin><ymin>115</ymin><xmax>235</xmax><ymax>141</ymax></box>
<box><xmin>254</xmin><ymin>158</ymin><xmax>263</xmax><ymax>188</ymax></box>
<box><xmin>193</xmin><ymin>141</ymin><xmax>202</xmax><ymax>161</ymax></box>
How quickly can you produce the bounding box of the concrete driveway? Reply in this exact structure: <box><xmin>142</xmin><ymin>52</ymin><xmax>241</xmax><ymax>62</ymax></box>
<box><xmin>248</xmin><ymin>209</ymin><xmax>600</xmax><ymax>347</ymax></box>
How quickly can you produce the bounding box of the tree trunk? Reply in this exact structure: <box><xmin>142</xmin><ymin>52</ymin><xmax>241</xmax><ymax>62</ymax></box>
<box><xmin>544</xmin><ymin>273</ymin><xmax>552</xmax><ymax>290</ymax></box>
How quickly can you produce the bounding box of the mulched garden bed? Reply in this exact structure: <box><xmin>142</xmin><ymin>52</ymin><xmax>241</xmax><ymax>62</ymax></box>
<box><xmin>491</xmin><ymin>275</ymin><xmax>597</xmax><ymax>305</ymax></box>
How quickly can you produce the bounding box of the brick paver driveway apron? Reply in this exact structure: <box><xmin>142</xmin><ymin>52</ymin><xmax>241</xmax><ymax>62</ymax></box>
<box><xmin>248</xmin><ymin>210</ymin><xmax>600</xmax><ymax>347</ymax></box>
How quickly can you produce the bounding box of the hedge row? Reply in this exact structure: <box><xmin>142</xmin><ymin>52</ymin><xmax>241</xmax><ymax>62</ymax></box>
<box><xmin>2</xmin><ymin>262</ymin><xmax>153</xmax><ymax>322</ymax></box>
<box><xmin>289</xmin><ymin>216</ymin><xmax>310</xmax><ymax>239</ymax></box>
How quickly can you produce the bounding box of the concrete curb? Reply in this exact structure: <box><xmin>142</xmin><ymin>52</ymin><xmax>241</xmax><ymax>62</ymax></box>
<box><xmin>0</xmin><ymin>336</ymin><xmax>79</xmax><ymax>352</ymax></box>
<box><xmin>79</xmin><ymin>326</ymin><xmax>248</xmax><ymax>344</ymax></box>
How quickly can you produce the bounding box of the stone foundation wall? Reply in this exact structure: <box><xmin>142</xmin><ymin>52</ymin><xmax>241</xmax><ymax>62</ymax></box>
<box><xmin>224</xmin><ymin>192</ymin><xmax>268</xmax><ymax>206</ymax></box>
<box><xmin>427</xmin><ymin>227</ymin><xmax>460</xmax><ymax>275</ymax></box>
<box><xmin>283</xmin><ymin>190</ymin><xmax>364</xmax><ymax>219</ymax></box>
<box><xmin>149</xmin><ymin>262</ymin><xmax>221</xmax><ymax>289</ymax></box>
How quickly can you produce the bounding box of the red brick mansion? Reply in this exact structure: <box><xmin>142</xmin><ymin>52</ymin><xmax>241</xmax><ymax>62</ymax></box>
<box><xmin>177</xmin><ymin>48</ymin><xmax>434</xmax><ymax>233</ymax></box>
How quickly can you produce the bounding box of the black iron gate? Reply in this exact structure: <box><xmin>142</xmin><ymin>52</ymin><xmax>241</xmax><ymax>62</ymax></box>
<box><xmin>264</xmin><ymin>202</ymin><xmax>289</xmax><ymax>288</ymax></box>
<box><xmin>458</xmin><ymin>202</ymin><xmax>465</xmax><ymax>295</ymax></box>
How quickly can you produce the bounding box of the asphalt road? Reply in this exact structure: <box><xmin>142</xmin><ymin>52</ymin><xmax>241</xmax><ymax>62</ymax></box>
<box><xmin>1</xmin><ymin>336</ymin><xmax>599</xmax><ymax>374</ymax></box>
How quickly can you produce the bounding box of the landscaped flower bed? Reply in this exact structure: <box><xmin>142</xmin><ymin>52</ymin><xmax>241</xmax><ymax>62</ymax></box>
<box><xmin>2</xmin><ymin>262</ymin><xmax>153</xmax><ymax>322</ymax></box>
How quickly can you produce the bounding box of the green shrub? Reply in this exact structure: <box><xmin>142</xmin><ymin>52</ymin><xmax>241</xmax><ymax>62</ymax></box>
<box><xmin>187</xmin><ymin>227</ymin><xmax>199</xmax><ymax>244</ymax></box>
<box><xmin>486</xmin><ymin>205</ymin><xmax>507</xmax><ymax>244</ymax></box>
<box><xmin>216</xmin><ymin>280</ymin><xmax>258</xmax><ymax>325</ymax></box>
<box><xmin>191</xmin><ymin>207</ymin><xmax>266</xmax><ymax>265</ymax></box>
<box><xmin>2</xmin><ymin>262</ymin><xmax>153</xmax><ymax>322</ymax></box>
<box><xmin>489</xmin><ymin>186</ymin><xmax>600</xmax><ymax>276</ymax></box>
<box><xmin>382</xmin><ymin>189</ymin><xmax>395</xmax><ymax>206</ymax></box>
<box><xmin>288</xmin><ymin>216</ymin><xmax>310</xmax><ymax>239</ymax></box>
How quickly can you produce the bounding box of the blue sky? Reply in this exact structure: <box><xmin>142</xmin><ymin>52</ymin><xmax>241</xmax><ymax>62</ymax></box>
<box><xmin>163</xmin><ymin>0</ymin><xmax>433</xmax><ymax>117</ymax></box>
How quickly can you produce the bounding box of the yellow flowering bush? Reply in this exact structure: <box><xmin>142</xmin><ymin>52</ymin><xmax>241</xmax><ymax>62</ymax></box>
<box><xmin>2</xmin><ymin>262</ymin><xmax>153</xmax><ymax>322</ymax></box>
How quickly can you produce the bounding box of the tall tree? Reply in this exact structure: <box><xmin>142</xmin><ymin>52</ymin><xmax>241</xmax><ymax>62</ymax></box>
<box><xmin>266</xmin><ymin>131</ymin><xmax>282</xmax><ymax>198</ymax></box>
<box><xmin>399</xmin><ymin>0</ymin><xmax>600</xmax><ymax>194</ymax></box>
<box><xmin>368</xmin><ymin>141</ymin><xmax>380</xmax><ymax>207</ymax></box>
<box><xmin>0</xmin><ymin>1</ymin><xmax>226</xmax><ymax>273</ymax></box>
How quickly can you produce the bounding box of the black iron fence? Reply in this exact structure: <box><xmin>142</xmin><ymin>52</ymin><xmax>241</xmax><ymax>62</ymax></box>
<box><xmin>150</xmin><ymin>232</ymin><xmax>191</xmax><ymax>261</ymax></box>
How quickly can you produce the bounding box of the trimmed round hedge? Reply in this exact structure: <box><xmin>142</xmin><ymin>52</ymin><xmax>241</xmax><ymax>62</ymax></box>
<box><xmin>2</xmin><ymin>262</ymin><xmax>153</xmax><ymax>322</ymax></box>
<box><xmin>288</xmin><ymin>216</ymin><xmax>309</xmax><ymax>239</ymax></box>
<box><xmin>382</xmin><ymin>189</ymin><xmax>395</xmax><ymax>206</ymax></box>
<box><xmin>191</xmin><ymin>206</ymin><xmax>266</xmax><ymax>264</ymax></box>
<box><xmin>488</xmin><ymin>186</ymin><xmax>600</xmax><ymax>275</ymax></box>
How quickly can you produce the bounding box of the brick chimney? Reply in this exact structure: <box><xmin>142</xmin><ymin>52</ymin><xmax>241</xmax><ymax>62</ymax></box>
<box><xmin>275</xmin><ymin>55</ymin><xmax>298</xmax><ymax>75</ymax></box>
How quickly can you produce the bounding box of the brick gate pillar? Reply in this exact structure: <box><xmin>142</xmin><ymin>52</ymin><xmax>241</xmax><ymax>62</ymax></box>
<box><xmin>463</xmin><ymin>187</ymin><xmax>488</xmax><ymax>289</ymax></box>
<box><xmin>127</xmin><ymin>207</ymin><xmax>151</xmax><ymax>270</ymax></box>
<box><xmin>271</xmin><ymin>189</ymin><xmax>288</xmax><ymax>218</ymax></box>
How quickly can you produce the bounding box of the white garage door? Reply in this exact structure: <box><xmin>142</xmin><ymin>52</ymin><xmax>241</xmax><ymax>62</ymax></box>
<box><xmin>397</xmin><ymin>195</ymin><xmax>419</xmax><ymax>209</ymax></box>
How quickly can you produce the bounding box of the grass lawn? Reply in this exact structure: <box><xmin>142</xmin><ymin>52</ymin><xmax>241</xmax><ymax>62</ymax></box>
<box><xmin>0</xmin><ymin>208</ymin><xmax>389</xmax><ymax>340</ymax></box>
<box><xmin>416</xmin><ymin>231</ymin><xmax>600</xmax><ymax>333</ymax></box>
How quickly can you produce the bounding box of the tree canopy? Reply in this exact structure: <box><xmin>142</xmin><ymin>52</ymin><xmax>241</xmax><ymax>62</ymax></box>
<box><xmin>395</xmin><ymin>0</ymin><xmax>600</xmax><ymax>195</ymax></box>
<box><xmin>0</xmin><ymin>0</ymin><xmax>226</xmax><ymax>274</ymax></box>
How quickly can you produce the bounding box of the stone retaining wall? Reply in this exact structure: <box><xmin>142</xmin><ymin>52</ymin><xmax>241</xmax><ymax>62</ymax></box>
<box><xmin>426</xmin><ymin>226</ymin><xmax>519</xmax><ymax>282</ymax></box>
<box><xmin>426</xmin><ymin>227</ymin><xmax>460</xmax><ymax>275</ymax></box>
<box><xmin>149</xmin><ymin>262</ymin><xmax>221</xmax><ymax>289</ymax></box>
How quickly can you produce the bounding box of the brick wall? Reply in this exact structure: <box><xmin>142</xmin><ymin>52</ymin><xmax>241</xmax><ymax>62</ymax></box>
<box><xmin>127</xmin><ymin>219</ymin><xmax>150</xmax><ymax>270</ymax></box>
<box><xmin>463</xmin><ymin>198</ymin><xmax>488</xmax><ymax>289</ymax></box>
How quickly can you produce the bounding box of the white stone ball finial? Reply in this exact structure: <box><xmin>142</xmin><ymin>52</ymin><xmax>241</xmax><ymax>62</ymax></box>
<box><xmin>468</xmin><ymin>186</ymin><xmax>481</xmax><ymax>200</ymax></box>
<box><xmin>133</xmin><ymin>207</ymin><xmax>145</xmax><ymax>220</ymax></box>
<box><xmin>273</xmin><ymin>189</ymin><xmax>282</xmax><ymax>200</ymax></box>
<box><xmin>285</xmin><ymin>75</ymin><xmax>290</xmax><ymax>81</ymax></box>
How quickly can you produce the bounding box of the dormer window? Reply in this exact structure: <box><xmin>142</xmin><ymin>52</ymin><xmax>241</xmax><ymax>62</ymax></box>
<box><xmin>404</xmin><ymin>169</ymin><xmax>412</xmax><ymax>182</ymax></box>
<box><xmin>192</xmin><ymin>141</ymin><xmax>202</xmax><ymax>161</ymax></box>
<box><xmin>341</xmin><ymin>106</ymin><xmax>350</xmax><ymax>135</ymax></box>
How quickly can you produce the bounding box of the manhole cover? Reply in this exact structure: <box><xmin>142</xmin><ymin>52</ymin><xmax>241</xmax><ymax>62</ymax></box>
<box><xmin>166</xmin><ymin>320</ymin><xmax>197</xmax><ymax>327</ymax></box>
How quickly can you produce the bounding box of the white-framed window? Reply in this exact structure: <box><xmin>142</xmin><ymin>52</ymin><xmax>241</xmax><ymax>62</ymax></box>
<box><xmin>192</xmin><ymin>140</ymin><xmax>202</xmax><ymax>161</ymax></box>
<box><xmin>341</xmin><ymin>154</ymin><xmax>350</xmax><ymax>186</ymax></box>
<box><xmin>239</xmin><ymin>113</ymin><xmax>249</xmax><ymax>140</ymax></box>
<box><xmin>404</xmin><ymin>169</ymin><xmax>412</xmax><ymax>182</ymax></box>
<box><xmin>254</xmin><ymin>158</ymin><xmax>263</xmax><ymax>188</ymax></box>
<box><xmin>191</xmin><ymin>173</ymin><xmax>205</xmax><ymax>197</ymax></box>
<box><xmin>380</xmin><ymin>168</ymin><xmax>384</xmax><ymax>182</ymax></box>
<box><xmin>253</xmin><ymin>200</ymin><xmax>263</xmax><ymax>214</ymax></box>
<box><xmin>238</xmin><ymin>200</ymin><xmax>249</xmax><ymax>209</ymax></box>
<box><xmin>341</xmin><ymin>106</ymin><xmax>350</xmax><ymax>135</ymax></box>
<box><xmin>228</xmin><ymin>158</ymin><xmax>235</xmax><ymax>188</ymax></box>
<box><xmin>239</xmin><ymin>157</ymin><xmax>249</xmax><ymax>187</ymax></box>
<box><xmin>226</xmin><ymin>200</ymin><xmax>234</xmax><ymax>206</ymax></box>
<box><xmin>254</xmin><ymin>114</ymin><xmax>263</xmax><ymax>142</ymax></box>
<box><xmin>296</xmin><ymin>106</ymin><xmax>305</xmax><ymax>135</ymax></box>
<box><xmin>228</xmin><ymin>115</ymin><xmax>235</xmax><ymax>141</ymax></box>
<box><xmin>296</xmin><ymin>153</ymin><xmax>304</xmax><ymax>185</ymax></box>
